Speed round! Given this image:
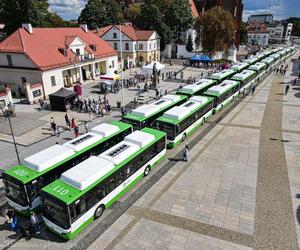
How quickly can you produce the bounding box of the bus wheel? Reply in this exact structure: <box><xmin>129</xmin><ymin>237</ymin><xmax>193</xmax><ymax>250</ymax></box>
<box><xmin>220</xmin><ymin>104</ymin><xmax>224</xmax><ymax>110</ymax></box>
<box><xmin>144</xmin><ymin>166</ymin><xmax>151</xmax><ymax>177</ymax></box>
<box><xmin>202</xmin><ymin>118</ymin><xmax>205</xmax><ymax>125</ymax></box>
<box><xmin>94</xmin><ymin>204</ymin><xmax>105</xmax><ymax>219</ymax></box>
<box><xmin>182</xmin><ymin>133</ymin><xmax>187</xmax><ymax>142</ymax></box>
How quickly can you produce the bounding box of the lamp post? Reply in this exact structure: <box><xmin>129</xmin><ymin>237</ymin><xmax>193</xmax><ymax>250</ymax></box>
<box><xmin>6</xmin><ymin>112</ymin><xmax>20</xmax><ymax>165</ymax></box>
<box><xmin>119</xmin><ymin>25</ymin><xmax>125</xmax><ymax>109</ymax></box>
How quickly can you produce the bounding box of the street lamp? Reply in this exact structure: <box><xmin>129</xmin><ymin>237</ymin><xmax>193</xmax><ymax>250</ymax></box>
<box><xmin>119</xmin><ymin>25</ymin><xmax>125</xmax><ymax>110</ymax></box>
<box><xmin>6</xmin><ymin>112</ymin><xmax>21</xmax><ymax>165</ymax></box>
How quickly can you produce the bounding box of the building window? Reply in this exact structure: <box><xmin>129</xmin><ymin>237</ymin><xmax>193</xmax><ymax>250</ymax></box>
<box><xmin>112</xmin><ymin>60</ymin><xmax>115</xmax><ymax>67</ymax></box>
<box><xmin>154</xmin><ymin>42</ymin><xmax>156</xmax><ymax>49</ymax></box>
<box><xmin>51</xmin><ymin>76</ymin><xmax>56</xmax><ymax>87</ymax></box>
<box><xmin>125</xmin><ymin>43</ymin><xmax>129</xmax><ymax>50</ymax></box>
<box><xmin>114</xmin><ymin>43</ymin><xmax>118</xmax><ymax>50</ymax></box>
<box><xmin>134</xmin><ymin>44</ymin><xmax>137</xmax><ymax>50</ymax></box>
<box><xmin>76</xmin><ymin>49</ymin><xmax>80</xmax><ymax>56</ymax></box>
<box><xmin>6</xmin><ymin>55</ymin><xmax>13</xmax><ymax>66</ymax></box>
<box><xmin>139</xmin><ymin>44</ymin><xmax>143</xmax><ymax>50</ymax></box>
<box><xmin>149</xmin><ymin>43</ymin><xmax>152</xmax><ymax>50</ymax></box>
<box><xmin>113</xmin><ymin>33</ymin><xmax>117</xmax><ymax>39</ymax></box>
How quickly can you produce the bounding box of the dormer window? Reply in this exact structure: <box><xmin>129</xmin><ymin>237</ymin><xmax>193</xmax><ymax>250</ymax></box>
<box><xmin>58</xmin><ymin>48</ymin><xmax>68</xmax><ymax>57</ymax></box>
<box><xmin>90</xmin><ymin>44</ymin><xmax>97</xmax><ymax>51</ymax></box>
<box><xmin>6</xmin><ymin>55</ymin><xmax>13</xmax><ymax>66</ymax></box>
<box><xmin>113</xmin><ymin>33</ymin><xmax>117</xmax><ymax>39</ymax></box>
<box><xmin>76</xmin><ymin>49</ymin><xmax>80</xmax><ymax>56</ymax></box>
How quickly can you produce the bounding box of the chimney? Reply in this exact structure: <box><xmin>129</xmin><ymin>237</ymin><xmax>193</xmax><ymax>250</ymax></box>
<box><xmin>22</xmin><ymin>23</ymin><xmax>33</xmax><ymax>34</ymax></box>
<box><xmin>80</xmin><ymin>24</ymin><xmax>88</xmax><ymax>33</ymax></box>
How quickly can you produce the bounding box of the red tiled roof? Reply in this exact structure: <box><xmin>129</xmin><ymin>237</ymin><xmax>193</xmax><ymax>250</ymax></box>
<box><xmin>0</xmin><ymin>27</ymin><xmax>117</xmax><ymax>70</ymax></box>
<box><xmin>189</xmin><ymin>0</ymin><xmax>199</xmax><ymax>18</ymax></box>
<box><xmin>96</xmin><ymin>24</ymin><xmax>156</xmax><ymax>41</ymax></box>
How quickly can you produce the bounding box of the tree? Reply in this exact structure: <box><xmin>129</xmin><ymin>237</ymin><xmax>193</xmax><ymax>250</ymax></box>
<box><xmin>186</xmin><ymin>34</ymin><xmax>193</xmax><ymax>52</ymax></box>
<box><xmin>78</xmin><ymin>0</ymin><xmax>122</xmax><ymax>30</ymax></box>
<box><xmin>0</xmin><ymin>0</ymin><xmax>71</xmax><ymax>36</ymax></box>
<box><xmin>240</xmin><ymin>21</ymin><xmax>248</xmax><ymax>44</ymax></box>
<box><xmin>124</xmin><ymin>3</ymin><xmax>141</xmax><ymax>23</ymax></box>
<box><xmin>194</xmin><ymin>6</ymin><xmax>235</xmax><ymax>54</ymax></box>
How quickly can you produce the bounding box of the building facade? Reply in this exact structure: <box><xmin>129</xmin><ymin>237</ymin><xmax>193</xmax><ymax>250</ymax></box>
<box><xmin>96</xmin><ymin>24</ymin><xmax>160</xmax><ymax>68</ymax></box>
<box><xmin>247</xmin><ymin>31</ymin><xmax>270</xmax><ymax>46</ymax></box>
<box><xmin>0</xmin><ymin>24</ymin><xmax>118</xmax><ymax>103</ymax></box>
<box><xmin>267</xmin><ymin>22</ymin><xmax>293</xmax><ymax>44</ymax></box>
<box><xmin>195</xmin><ymin>0</ymin><xmax>244</xmax><ymax>47</ymax></box>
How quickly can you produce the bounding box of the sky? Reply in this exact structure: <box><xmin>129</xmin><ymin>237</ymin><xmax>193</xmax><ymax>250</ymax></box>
<box><xmin>49</xmin><ymin>0</ymin><xmax>300</xmax><ymax>21</ymax></box>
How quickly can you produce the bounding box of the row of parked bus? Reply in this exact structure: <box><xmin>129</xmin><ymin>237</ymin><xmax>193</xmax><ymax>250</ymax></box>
<box><xmin>2</xmin><ymin>46</ymin><xmax>294</xmax><ymax>239</ymax></box>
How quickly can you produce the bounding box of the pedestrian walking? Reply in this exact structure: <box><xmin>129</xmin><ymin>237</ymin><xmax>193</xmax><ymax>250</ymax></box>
<box><xmin>71</xmin><ymin>118</ymin><xmax>76</xmax><ymax>130</ymax></box>
<box><xmin>65</xmin><ymin>113</ymin><xmax>70</xmax><ymax>129</ymax></box>
<box><xmin>5</xmin><ymin>209</ymin><xmax>17</xmax><ymax>231</ymax></box>
<box><xmin>74</xmin><ymin>126</ymin><xmax>79</xmax><ymax>137</ymax></box>
<box><xmin>50</xmin><ymin>117</ymin><xmax>54</xmax><ymax>128</ymax></box>
<box><xmin>183</xmin><ymin>145</ymin><xmax>189</xmax><ymax>162</ymax></box>
<box><xmin>251</xmin><ymin>85</ymin><xmax>256</xmax><ymax>95</ymax></box>
<box><xmin>84</xmin><ymin>122</ymin><xmax>89</xmax><ymax>133</ymax></box>
<box><xmin>30</xmin><ymin>211</ymin><xmax>40</xmax><ymax>234</ymax></box>
<box><xmin>285</xmin><ymin>84</ymin><xmax>290</xmax><ymax>95</ymax></box>
<box><xmin>293</xmin><ymin>78</ymin><xmax>297</xmax><ymax>86</ymax></box>
<box><xmin>51</xmin><ymin>120</ymin><xmax>57</xmax><ymax>136</ymax></box>
<box><xmin>155</xmin><ymin>89</ymin><xmax>159</xmax><ymax>99</ymax></box>
<box><xmin>89</xmin><ymin>110</ymin><xmax>93</xmax><ymax>121</ymax></box>
<box><xmin>160</xmin><ymin>89</ymin><xmax>163</xmax><ymax>98</ymax></box>
<box><xmin>181</xmin><ymin>71</ymin><xmax>183</xmax><ymax>80</ymax></box>
<box><xmin>165</xmin><ymin>89</ymin><xmax>168</xmax><ymax>95</ymax></box>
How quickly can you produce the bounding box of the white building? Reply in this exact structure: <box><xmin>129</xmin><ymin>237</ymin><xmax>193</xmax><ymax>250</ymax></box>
<box><xmin>267</xmin><ymin>23</ymin><xmax>293</xmax><ymax>44</ymax></box>
<box><xmin>248</xmin><ymin>31</ymin><xmax>270</xmax><ymax>46</ymax></box>
<box><xmin>0</xmin><ymin>24</ymin><xmax>118</xmax><ymax>103</ymax></box>
<box><xmin>96</xmin><ymin>23</ymin><xmax>160</xmax><ymax>68</ymax></box>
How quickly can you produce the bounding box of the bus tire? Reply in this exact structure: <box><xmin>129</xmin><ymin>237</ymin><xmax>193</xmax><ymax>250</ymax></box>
<box><xmin>182</xmin><ymin>133</ymin><xmax>187</xmax><ymax>142</ymax></box>
<box><xmin>202</xmin><ymin>118</ymin><xmax>205</xmax><ymax>125</ymax></box>
<box><xmin>144</xmin><ymin>166</ymin><xmax>151</xmax><ymax>177</ymax></box>
<box><xmin>94</xmin><ymin>204</ymin><xmax>105</xmax><ymax>219</ymax></box>
<box><xmin>220</xmin><ymin>104</ymin><xmax>224</xmax><ymax>110</ymax></box>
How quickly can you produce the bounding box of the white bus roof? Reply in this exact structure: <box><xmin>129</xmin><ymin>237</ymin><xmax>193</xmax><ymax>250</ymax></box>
<box><xmin>262</xmin><ymin>57</ymin><xmax>275</xmax><ymax>64</ymax></box>
<box><xmin>63</xmin><ymin>132</ymin><xmax>103</xmax><ymax>152</ymax></box>
<box><xmin>24</xmin><ymin>145</ymin><xmax>75</xmax><ymax>172</ymax></box>
<box><xmin>194</xmin><ymin>78</ymin><xmax>216</xmax><ymax>85</ymax></box>
<box><xmin>189</xmin><ymin>95</ymin><xmax>209</xmax><ymax>104</ymax></box>
<box><xmin>161</xmin><ymin>94</ymin><xmax>181</xmax><ymax>102</ymax></box>
<box><xmin>60</xmin><ymin>156</ymin><xmax>114</xmax><ymax>190</ymax></box>
<box><xmin>231</xmin><ymin>70</ymin><xmax>256</xmax><ymax>81</ymax></box>
<box><xmin>249</xmin><ymin>62</ymin><xmax>267</xmax><ymax>71</ymax></box>
<box><xmin>131</xmin><ymin>104</ymin><xmax>161</xmax><ymax>117</ymax></box>
<box><xmin>244</xmin><ymin>57</ymin><xmax>258</xmax><ymax>64</ymax></box>
<box><xmin>209</xmin><ymin>69</ymin><xmax>235</xmax><ymax>80</ymax></box>
<box><xmin>124</xmin><ymin>130</ymin><xmax>155</xmax><ymax>148</ymax></box>
<box><xmin>180</xmin><ymin>79</ymin><xmax>215</xmax><ymax>94</ymax></box>
<box><xmin>231</xmin><ymin>62</ymin><xmax>249</xmax><ymax>71</ymax></box>
<box><xmin>270</xmin><ymin>53</ymin><xmax>281</xmax><ymax>59</ymax></box>
<box><xmin>91</xmin><ymin>123</ymin><xmax>120</xmax><ymax>137</ymax></box>
<box><xmin>206</xmin><ymin>80</ymin><xmax>238</xmax><ymax>96</ymax></box>
<box><xmin>164</xmin><ymin>100</ymin><xmax>202</xmax><ymax>120</ymax></box>
<box><xmin>99</xmin><ymin>141</ymin><xmax>140</xmax><ymax>166</ymax></box>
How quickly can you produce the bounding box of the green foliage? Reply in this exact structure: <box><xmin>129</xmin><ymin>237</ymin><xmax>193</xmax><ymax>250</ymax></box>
<box><xmin>78</xmin><ymin>0</ymin><xmax>122</xmax><ymax>30</ymax></box>
<box><xmin>124</xmin><ymin>3</ymin><xmax>141</xmax><ymax>23</ymax></box>
<box><xmin>133</xmin><ymin>0</ymin><xmax>193</xmax><ymax>51</ymax></box>
<box><xmin>0</xmin><ymin>0</ymin><xmax>72</xmax><ymax>36</ymax></box>
<box><xmin>194</xmin><ymin>6</ymin><xmax>235</xmax><ymax>54</ymax></box>
<box><xmin>186</xmin><ymin>34</ymin><xmax>193</xmax><ymax>52</ymax></box>
<box><xmin>240</xmin><ymin>21</ymin><xmax>248</xmax><ymax>44</ymax></box>
<box><xmin>287</xmin><ymin>17</ymin><xmax>300</xmax><ymax>36</ymax></box>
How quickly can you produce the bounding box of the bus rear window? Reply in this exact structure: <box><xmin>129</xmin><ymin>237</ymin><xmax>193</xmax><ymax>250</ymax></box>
<box><xmin>3</xmin><ymin>177</ymin><xmax>27</xmax><ymax>206</ymax></box>
<box><xmin>155</xmin><ymin>121</ymin><xmax>175</xmax><ymax>140</ymax></box>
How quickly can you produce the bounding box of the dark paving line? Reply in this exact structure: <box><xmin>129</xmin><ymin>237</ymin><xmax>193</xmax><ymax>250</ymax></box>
<box><xmin>254</xmin><ymin>76</ymin><xmax>299</xmax><ymax>249</ymax></box>
<box><xmin>218</xmin><ymin>123</ymin><xmax>261</xmax><ymax>130</ymax></box>
<box><xmin>127</xmin><ymin>206</ymin><xmax>254</xmax><ymax>248</ymax></box>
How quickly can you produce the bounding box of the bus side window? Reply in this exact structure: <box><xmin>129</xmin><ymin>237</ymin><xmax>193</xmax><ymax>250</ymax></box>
<box><xmin>95</xmin><ymin>184</ymin><xmax>105</xmax><ymax>199</ymax></box>
<box><xmin>70</xmin><ymin>200</ymin><xmax>87</xmax><ymax>222</ymax></box>
<box><xmin>106</xmin><ymin>177</ymin><xmax>115</xmax><ymax>194</ymax></box>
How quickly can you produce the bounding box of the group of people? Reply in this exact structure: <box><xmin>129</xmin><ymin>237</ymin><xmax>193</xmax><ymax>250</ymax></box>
<box><xmin>274</xmin><ymin>64</ymin><xmax>288</xmax><ymax>76</ymax></box>
<box><xmin>5</xmin><ymin>208</ymin><xmax>41</xmax><ymax>240</ymax></box>
<box><xmin>73</xmin><ymin>96</ymin><xmax>111</xmax><ymax>116</ymax></box>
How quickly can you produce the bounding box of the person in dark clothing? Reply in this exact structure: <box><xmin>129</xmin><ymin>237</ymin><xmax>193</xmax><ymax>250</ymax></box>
<box><xmin>285</xmin><ymin>84</ymin><xmax>290</xmax><ymax>95</ymax></box>
<box><xmin>65</xmin><ymin>113</ymin><xmax>70</xmax><ymax>129</ymax></box>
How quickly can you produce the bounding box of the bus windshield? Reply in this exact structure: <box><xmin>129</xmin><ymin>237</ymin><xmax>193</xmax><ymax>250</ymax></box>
<box><xmin>3</xmin><ymin>177</ymin><xmax>27</xmax><ymax>206</ymax></box>
<box><xmin>122</xmin><ymin>117</ymin><xmax>142</xmax><ymax>130</ymax></box>
<box><xmin>42</xmin><ymin>196</ymin><xmax>70</xmax><ymax>229</ymax></box>
<box><xmin>155</xmin><ymin>121</ymin><xmax>175</xmax><ymax>140</ymax></box>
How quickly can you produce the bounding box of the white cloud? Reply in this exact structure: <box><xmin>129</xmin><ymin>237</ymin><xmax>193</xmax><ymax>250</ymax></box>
<box><xmin>49</xmin><ymin>0</ymin><xmax>87</xmax><ymax>20</ymax></box>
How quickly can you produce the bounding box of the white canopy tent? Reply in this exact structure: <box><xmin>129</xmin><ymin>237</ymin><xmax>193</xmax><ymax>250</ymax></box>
<box><xmin>99</xmin><ymin>72</ymin><xmax>120</xmax><ymax>86</ymax></box>
<box><xmin>142</xmin><ymin>61</ymin><xmax>165</xmax><ymax>75</ymax></box>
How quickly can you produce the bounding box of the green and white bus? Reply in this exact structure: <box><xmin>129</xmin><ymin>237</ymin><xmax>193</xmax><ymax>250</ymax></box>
<box><xmin>231</xmin><ymin>62</ymin><xmax>249</xmax><ymax>73</ymax></box>
<box><xmin>2</xmin><ymin>121</ymin><xmax>132</xmax><ymax>215</ymax></box>
<box><xmin>155</xmin><ymin>96</ymin><xmax>214</xmax><ymax>148</ymax></box>
<box><xmin>208</xmin><ymin>69</ymin><xmax>236</xmax><ymax>84</ymax></box>
<box><xmin>231</xmin><ymin>69</ymin><xmax>257</xmax><ymax>93</ymax></box>
<box><xmin>203</xmin><ymin>80</ymin><xmax>240</xmax><ymax>114</ymax></box>
<box><xmin>122</xmin><ymin>94</ymin><xmax>187</xmax><ymax>130</ymax></box>
<box><xmin>244</xmin><ymin>57</ymin><xmax>259</xmax><ymax>66</ymax></box>
<box><xmin>41</xmin><ymin>128</ymin><xmax>166</xmax><ymax>239</ymax></box>
<box><xmin>248</xmin><ymin>62</ymin><xmax>268</xmax><ymax>79</ymax></box>
<box><xmin>176</xmin><ymin>79</ymin><xmax>217</xmax><ymax>97</ymax></box>
<box><xmin>261</xmin><ymin>57</ymin><xmax>276</xmax><ymax>70</ymax></box>
<box><xmin>269</xmin><ymin>53</ymin><xmax>282</xmax><ymax>67</ymax></box>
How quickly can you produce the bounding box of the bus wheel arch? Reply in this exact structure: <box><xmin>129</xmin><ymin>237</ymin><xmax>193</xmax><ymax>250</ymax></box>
<box><xmin>220</xmin><ymin>104</ymin><xmax>224</xmax><ymax>110</ymax></box>
<box><xmin>144</xmin><ymin>165</ymin><xmax>151</xmax><ymax>177</ymax></box>
<box><xmin>94</xmin><ymin>204</ymin><xmax>105</xmax><ymax>219</ymax></box>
